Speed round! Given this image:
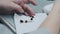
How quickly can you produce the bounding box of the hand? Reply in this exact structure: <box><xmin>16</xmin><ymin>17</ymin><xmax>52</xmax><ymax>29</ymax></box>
<box><xmin>15</xmin><ymin>0</ymin><xmax>37</xmax><ymax>16</ymax></box>
<box><xmin>21</xmin><ymin>0</ymin><xmax>37</xmax><ymax>5</ymax></box>
<box><xmin>0</xmin><ymin>0</ymin><xmax>37</xmax><ymax>16</ymax></box>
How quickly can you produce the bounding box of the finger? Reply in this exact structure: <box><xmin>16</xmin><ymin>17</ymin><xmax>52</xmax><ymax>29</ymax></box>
<box><xmin>14</xmin><ymin>0</ymin><xmax>25</xmax><ymax>6</ymax></box>
<box><xmin>28</xmin><ymin>0</ymin><xmax>37</xmax><ymax>5</ymax></box>
<box><xmin>9</xmin><ymin>2</ymin><xmax>24</xmax><ymax>13</ymax></box>
<box><xmin>23</xmin><ymin>4</ymin><xmax>35</xmax><ymax>16</ymax></box>
<box><xmin>24</xmin><ymin>12</ymin><xmax>29</xmax><ymax>16</ymax></box>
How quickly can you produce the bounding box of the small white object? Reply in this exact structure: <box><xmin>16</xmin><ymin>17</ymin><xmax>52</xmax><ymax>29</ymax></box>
<box><xmin>14</xmin><ymin>13</ymin><xmax>47</xmax><ymax>34</ymax></box>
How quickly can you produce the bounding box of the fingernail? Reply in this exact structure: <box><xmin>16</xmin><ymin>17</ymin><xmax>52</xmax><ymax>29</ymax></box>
<box><xmin>19</xmin><ymin>12</ymin><xmax>24</xmax><ymax>14</ymax></box>
<box><xmin>19</xmin><ymin>10</ymin><xmax>25</xmax><ymax>13</ymax></box>
<box><xmin>24</xmin><ymin>12</ymin><xmax>29</xmax><ymax>16</ymax></box>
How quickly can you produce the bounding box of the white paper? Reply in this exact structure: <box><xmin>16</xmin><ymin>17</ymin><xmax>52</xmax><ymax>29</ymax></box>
<box><xmin>14</xmin><ymin>13</ymin><xmax>47</xmax><ymax>34</ymax></box>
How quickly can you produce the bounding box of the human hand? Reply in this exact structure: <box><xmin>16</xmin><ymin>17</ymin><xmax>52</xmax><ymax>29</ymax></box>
<box><xmin>0</xmin><ymin>0</ymin><xmax>37</xmax><ymax>16</ymax></box>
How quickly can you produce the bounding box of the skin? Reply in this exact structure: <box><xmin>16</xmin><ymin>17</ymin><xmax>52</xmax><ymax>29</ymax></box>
<box><xmin>38</xmin><ymin>0</ymin><xmax>60</xmax><ymax>34</ymax></box>
<box><xmin>0</xmin><ymin>0</ymin><xmax>37</xmax><ymax>16</ymax></box>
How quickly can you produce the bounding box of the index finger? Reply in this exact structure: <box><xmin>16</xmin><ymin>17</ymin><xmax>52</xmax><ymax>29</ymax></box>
<box><xmin>28</xmin><ymin>0</ymin><xmax>37</xmax><ymax>5</ymax></box>
<box><xmin>23</xmin><ymin>4</ymin><xmax>35</xmax><ymax>16</ymax></box>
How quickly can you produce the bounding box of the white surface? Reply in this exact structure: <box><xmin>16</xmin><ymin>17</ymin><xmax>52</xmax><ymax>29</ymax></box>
<box><xmin>43</xmin><ymin>3</ymin><xmax>54</xmax><ymax>14</ymax></box>
<box><xmin>14</xmin><ymin>13</ymin><xmax>47</xmax><ymax>34</ymax></box>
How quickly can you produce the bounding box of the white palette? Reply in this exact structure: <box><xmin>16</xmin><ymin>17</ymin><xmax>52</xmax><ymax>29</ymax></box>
<box><xmin>14</xmin><ymin>13</ymin><xmax>47</xmax><ymax>34</ymax></box>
